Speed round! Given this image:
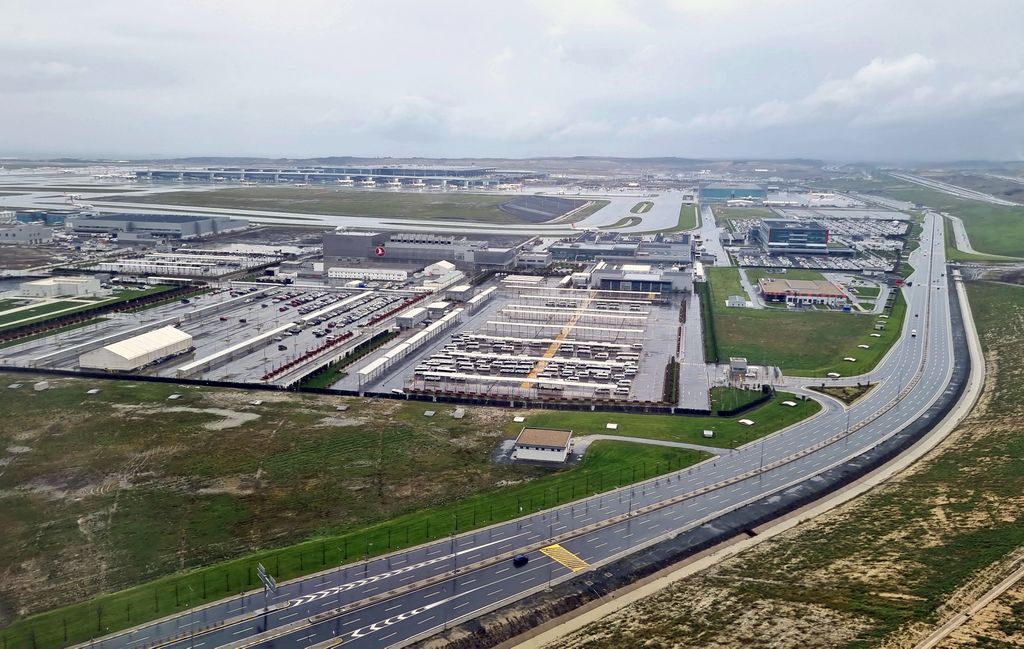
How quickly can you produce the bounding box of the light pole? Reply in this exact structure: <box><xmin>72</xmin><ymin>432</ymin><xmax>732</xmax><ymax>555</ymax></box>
<box><xmin>187</xmin><ymin>585</ymin><xmax>195</xmax><ymax>649</ymax></box>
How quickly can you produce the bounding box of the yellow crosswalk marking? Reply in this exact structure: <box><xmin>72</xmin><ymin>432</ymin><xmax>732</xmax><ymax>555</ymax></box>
<box><xmin>541</xmin><ymin>544</ymin><xmax>590</xmax><ymax>572</ymax></box>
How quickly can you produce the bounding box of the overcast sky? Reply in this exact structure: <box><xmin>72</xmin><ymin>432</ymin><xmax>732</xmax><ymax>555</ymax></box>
<box><xmin>3</xmin><ymin>0</ymin><xmax>1023</xmax><ymax>161</ymax></box>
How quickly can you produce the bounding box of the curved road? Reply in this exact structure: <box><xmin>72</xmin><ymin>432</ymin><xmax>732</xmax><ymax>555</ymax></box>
<box><xmin>74</xmin><ymin>212</ymin><xmax>958</xmax><ymax>649</ymax></box>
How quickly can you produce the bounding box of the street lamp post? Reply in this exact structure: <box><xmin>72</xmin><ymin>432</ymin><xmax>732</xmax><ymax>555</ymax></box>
<box><xmin>187</xmin><ymin>585</ymin><xmax>195</xmax><ymax>649</ymax></box>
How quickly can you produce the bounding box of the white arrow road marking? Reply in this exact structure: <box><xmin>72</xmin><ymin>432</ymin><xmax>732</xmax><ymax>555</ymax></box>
<box><xmin>348</xmin><ymin>584</ymin><xmax>490</xmax><ymax>640</ymax></box>
<box><xmin>285</xmin><ymin>535</ymin><xmax>525</xmax><ymax>609</ymax></box>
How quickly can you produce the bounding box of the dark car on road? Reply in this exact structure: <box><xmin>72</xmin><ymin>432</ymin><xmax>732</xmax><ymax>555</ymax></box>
<box><xmin>512</xmin><ymin>554</ymin><xmax>529</xmax><ymax>567</ymax></box>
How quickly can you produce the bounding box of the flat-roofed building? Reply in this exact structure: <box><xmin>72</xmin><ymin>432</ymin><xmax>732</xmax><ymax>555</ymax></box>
<box><xmin>754</xmin><ymin>219</ymin><xmax>829</xmax><ymax>254</ymax></box>
<box><xmin>0</xmin><ymin>223</ymin><xmax>52</xmax><ymax>245</ymax></box>
<box><xmin>513</xmin><ymin>427</ymin><xmax>573</xmax><ymax>463</ymax></box>
<box><xmin>327</xmin><ymin>267</ymin><xmax>408</xmax><ymax>282</ymax></box>
<box><xmin>590</xmin><ymin>261</ymin><xmax>692</xmax><ymax>293</ymax></box>
<box><xmin>68</xmin><ymin>213</ymin><xmax>248</xmax><ymax>240</ymax></box>
<box><xmin>758</xmin><ymin>277</ymin><xmax>848</xmax><ymax>306</ymax></box>
<box><xmin>21</xmin><ymin>276</ymin><xmax>102</xmax><ymax>298</ymax></box>
<box><xmin>323</xmin><ymin>230</ymin><xmax>523</xmax><ymax>270</ymax></box>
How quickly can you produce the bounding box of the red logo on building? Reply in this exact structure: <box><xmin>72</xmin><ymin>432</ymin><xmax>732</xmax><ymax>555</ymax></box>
<box><xmin>374</xmin><ymin>246</ymin><xmax>386</xmax><ymax>257</ymax></box>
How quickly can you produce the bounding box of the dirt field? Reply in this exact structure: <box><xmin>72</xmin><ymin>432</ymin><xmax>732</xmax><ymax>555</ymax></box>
<box><xmin>0</xmin><ymin>377</ymin><xmax>533</xmax><ymax>621</ymax></box>
<box><xmin>0</xmin><ymin>245</ymin><xmax>66</xmax><ymax>270</ymax></box>
<box><xmin>552</xmin><ymin>281</ymin><xmax>1024</xmax><ymax>649</ymax></box>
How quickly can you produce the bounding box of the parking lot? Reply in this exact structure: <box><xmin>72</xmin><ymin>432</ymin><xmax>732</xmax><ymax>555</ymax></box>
<box><xmin>351</xmin><ymin>277</ymin><xmax>682</xmax><ymax>403</ymax></box>
<box><xmin>0</xmin><ymin>283</ymin><xmax>428</xmax><ymax>385</ymax></box>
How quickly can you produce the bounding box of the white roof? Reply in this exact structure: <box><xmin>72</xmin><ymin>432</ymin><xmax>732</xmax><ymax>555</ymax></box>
<box><xmin>102</xmin><ymin>326</ymin><xmax>192</xmax><ymax>362</ymax></box>
<box><xmin>427</xmin><ymin>260</ymin><xmax>456</xmax><ymax>270</ymax></box>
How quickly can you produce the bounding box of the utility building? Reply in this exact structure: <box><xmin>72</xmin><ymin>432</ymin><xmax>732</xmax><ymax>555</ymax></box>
<box><xmin>513</xmin><ymin>428</ymin><xmax>573</xmax><ymax>463</ymax></box>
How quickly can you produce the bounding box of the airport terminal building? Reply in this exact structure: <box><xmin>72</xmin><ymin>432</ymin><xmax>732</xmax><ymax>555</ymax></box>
<box><xmin>134</xmin><ymin>164</ymin><xmax>545</xmax><ymax>187</ymax></box>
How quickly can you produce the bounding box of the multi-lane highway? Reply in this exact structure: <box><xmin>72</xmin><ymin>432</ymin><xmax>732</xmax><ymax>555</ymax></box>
<box><xmin>78</xmin><ymin>212</ymin><xmax>962</xmax><ymax>649</ymax></box>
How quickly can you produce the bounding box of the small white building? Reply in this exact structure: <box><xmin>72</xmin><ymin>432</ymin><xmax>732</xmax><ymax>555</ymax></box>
<box><xmin>21</xmin><ymin>276</ymin><xmax>102</xmax><ymax>298</ymax></box>
<box><xmin>396</xmin><ymin>306</ymin><xmax>427</xmax><ymax>328</ymax></box>
<box><xmin>726</xmin><ymin>295</ymin><xmax>747</xmax><ymax>308</ymax></box>
<box><xmin>79</xmin><ymin>326</ymin><xmax>193</xmax><ymax>372</ymax></box>
<box><xmin>446</xmin><ymin>284</ymin><xmax>474</xmax><ymax>301</ymax></box>
<box><xmin>426</xmin><ymin>301</ymin><xmax>450</xmax><ymax>318</ymax></box>
<box><xmin>424</xmin><ymin>260</ymin><xmax>456</xmax><ymax>277</ymax></box>
<box><xmin>513</xmin><ymin>428</ymin><xmax>573</xmax><ymax>463</ymax></box>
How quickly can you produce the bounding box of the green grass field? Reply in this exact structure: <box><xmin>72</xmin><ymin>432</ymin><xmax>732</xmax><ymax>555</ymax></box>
<box><xmin>630</xmin><ymin>201</ymin><xmax>653</xmax><ymax>214</ymax></box>
<box><xmin>850</xmin><ymin>285</ymin><xmax>880</xmax><ymax>299</ymax></box>
<box><xmin>0</xmin><ymin>377</ymin><xmax>718</xmax><ymax>648</ymax></box>
<box><xmin>0</xmin><ymin>286</ymin><xmax>176</xmax><ymax>333</ymax></box>
<box><xmin>0</xmin><ymin>300</ymin><xmax>87</xmax><ymax>327</ymax></box>
<box><xmin>941</xmin><ymin>216</ymin><xmax>1017</xmax><ymax>262</ymax></box>
<box><xmin>674</xmin><ymin>203</ymin><xmax>699</xmax><ymax>230</ymax></box>
<box><xmin>105</xmin><ymin>188</ymin><xmax>594</xmax><ymax>225</ymax></box>
<box><xmin>880</xmin><ymin>186</ymin><xmax>1024</xmax><ymax>258</ymax></box>
<box><xmin>709</xmin><ymin>387</ymin><xmax>768</xmax><ymax>414</ymax></box>
<box><xmin>600</xmin><ymin>216</ymin><xmax>643</xmax><ymax>229</ymax></box>
<box><xmin>509</xmin><ymin>393</ymin><xmax>820</xmax><ymax>449</ymax></box>
<box><xmin>706</xmin><ymin>267</ymin><xmax>905</xmax><ymax>376</ymax></box>
<box><xmin>743</xmin><ymin>268</ymin><xmax>826</xmax><ymax>284</ymax></box>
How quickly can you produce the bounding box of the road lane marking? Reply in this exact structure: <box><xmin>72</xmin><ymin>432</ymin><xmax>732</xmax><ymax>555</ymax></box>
<box><xmin>540</xmin><ymin>544</ymin><xmax>590</xmax><ymax>572</ymax></box>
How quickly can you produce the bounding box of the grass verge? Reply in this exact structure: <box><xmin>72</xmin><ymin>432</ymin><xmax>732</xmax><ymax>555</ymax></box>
<box><xmin>508</xmin><ymin>393</ymin><xmax>820</xmax><ymax>449</ymax></box>
<box><xmin>706</xmin><ymin>267</ymin><xmax>905</xmax><ymax>377</ymax></box>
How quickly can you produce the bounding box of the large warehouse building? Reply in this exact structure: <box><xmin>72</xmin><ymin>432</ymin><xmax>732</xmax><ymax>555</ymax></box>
<box><xmin>699</xmin><ymin>183</ymin><xmax>768</xmax><ymax>203</ymax></box>
<box><xmin>21</xmin><ymin>276</ymin><xmax>102</xmax><ymax>298</ymax></box>
<box><xmin>323</xmin><ymin>230</ymin><xmax>524</xmax><ymax>270</ymax></box>
<box><xmin>68</xmin><ymin>213</ymin><xmax>249</xmax><ymax>240</ymax></box>
<box><xmin>79</xmin><ymin>326</ymin><xmax>194</xmax><ymax>371</ymax></box>
<box><xmin>758</xmin><ymin>277</ymin><xmax>848</xmax><ymax>306</ymax></box>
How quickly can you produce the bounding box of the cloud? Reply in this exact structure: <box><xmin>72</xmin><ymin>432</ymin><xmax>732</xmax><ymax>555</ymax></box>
<box><xmin>688</xmin><ymin>53</ymin><xmax>951</xmax><ymax>130</ymax></box>
<box><xmin>1</xmin><ymin>1</ymin><xmax>1024</xmax><ymax>160</ymax></box>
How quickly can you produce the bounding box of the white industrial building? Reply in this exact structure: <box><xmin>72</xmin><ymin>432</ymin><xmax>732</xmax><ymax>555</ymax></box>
<box><xmin>424</xmin><ymin>260</ymin><xmax>456</xmax><ymax>276</ymax></box>
<box><xmin>513</xmin><ymin>428</ymin><xmax>573</xmax><ymax>463</ymax></box>
<box><xmin>446</xmin><ymin>284</ymin><xmax>474</xmax><ymax>301</ymax></box>
<box><xmin>93</xmin><ymin>252</ymin><xmax>276</xmax><ymax>278</ymax></box>
<box><xmin>396</xmin><ymin>306</ymin><xmax>427</xmax><ymax>328</ymax></box>
<box><xmin>328</xmin><ymin>267</ymin><xmax>408</xmax><ymax>282</ymax></box>
<box><xmin>21</xmin><ymin>276</ymin><xmax>102</xmax><ymax>298</ymax></box>
<box><xmin>0</xmin><ymin>223</ymin><xmax>53</xmax><ymax>245</ymax></box>
<box><xmin>79</xmin><ymin>326</ymin><xmax>193</xmax><ymax>371</ymax></box>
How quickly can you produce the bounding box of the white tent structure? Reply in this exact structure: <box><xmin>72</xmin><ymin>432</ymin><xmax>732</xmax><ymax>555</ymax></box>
<box><xmin>79</xmin><ymin>326</ymin><xmax>193</xmax><ymax>371</ymax></box>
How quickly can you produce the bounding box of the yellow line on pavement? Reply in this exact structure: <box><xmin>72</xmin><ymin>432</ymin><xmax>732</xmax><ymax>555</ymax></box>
<box><xmin>541</xmin><ymin>543</ymin><xmax>590</xmax><ymax>572</ymax></box>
